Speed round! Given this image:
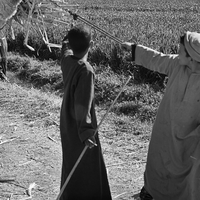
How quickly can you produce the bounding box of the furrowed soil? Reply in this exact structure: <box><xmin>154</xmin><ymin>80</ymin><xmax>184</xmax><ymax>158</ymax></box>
<box><xmin>0</xmin><ymin>72</ymin><xmax>150</xmax><ymax>200</ymax></box>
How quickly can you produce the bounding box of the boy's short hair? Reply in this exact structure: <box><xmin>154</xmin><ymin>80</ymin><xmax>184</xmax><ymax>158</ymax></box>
<box><xmin>67</xmin><ymin>24</ymin><xmax>91</xmax><ymax>54</ymax></box>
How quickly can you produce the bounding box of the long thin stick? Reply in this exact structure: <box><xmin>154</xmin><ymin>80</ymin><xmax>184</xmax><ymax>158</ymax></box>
<box><xmin>49</xmin><ymin>0</ymin><xmax>123</xmax><ymax>44</ymax></box>
<box><xmin>56</xmin><ymin>76</ymin><xmax>132</xmax><ymax>200</ymax></box>
<box><xmin>75</xmin><ymin>15</ymin><xmax>123</xmax><ymax>44</ymax></box>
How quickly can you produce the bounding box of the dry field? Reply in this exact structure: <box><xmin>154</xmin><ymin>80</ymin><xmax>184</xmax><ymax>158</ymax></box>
<box><xmin>0</xmin><ymin>72</ymin><xmax>150</xmax><ymax>200</ymax></box>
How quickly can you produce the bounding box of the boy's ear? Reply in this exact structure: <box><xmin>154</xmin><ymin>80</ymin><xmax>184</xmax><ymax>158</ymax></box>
<box><xmin>62</xmin><ymin>34</ymin><xmax>68</xmax><ymax>42</ymax></box>
<box><xmin>67</xmin><ymin>42</ymin><xmax>71</xmax><ymax>49</ymax></box>
<box><xmin>62</xmin><ymin>41</ymin><xmax>71</xmax><ymax>52</ymax></box>
<box><xmin>62</xmin><ymin>41</ymin><xmax>70</xmax><ymax>48</ymax></box>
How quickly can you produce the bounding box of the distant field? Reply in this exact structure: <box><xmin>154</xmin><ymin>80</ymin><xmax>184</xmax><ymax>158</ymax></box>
<box><xmin>10</xmin><ymin>0</ymin><xmax>200</xmax><ymax>57</ymax></box>
<box><xmin>64</xmin><ymin>0</ymin><xmax>200</xmax><ymax>53</ymax></box>
<box><xmin>69</xmin><ymin>0</ymin><xmax>198</xmax><ymax>9</ymax></box>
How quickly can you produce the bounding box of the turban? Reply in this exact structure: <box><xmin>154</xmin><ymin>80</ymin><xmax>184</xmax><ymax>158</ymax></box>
<box><xmin>184</xmin><ymin>31</ymin><xmax>200</xmax><ymax>62</ymax></box>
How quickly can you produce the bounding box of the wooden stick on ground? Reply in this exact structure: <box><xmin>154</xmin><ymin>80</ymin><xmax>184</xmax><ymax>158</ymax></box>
<box><xmin>0</xmin><ymin>137</ymin><xmax>19</xmax><ymax>145</ymax></box>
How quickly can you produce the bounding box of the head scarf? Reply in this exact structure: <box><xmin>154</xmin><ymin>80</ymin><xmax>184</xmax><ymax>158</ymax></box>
<box><xmin>184</xmin><ymin>31</ymin><xmax>200</xmax><ymax>62</ymax></box>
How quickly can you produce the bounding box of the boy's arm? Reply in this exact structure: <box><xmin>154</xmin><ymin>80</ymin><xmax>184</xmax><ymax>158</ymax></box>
<box><xmin>74</xmin><ymin>67</ymin><xmax>97</xmax><ymax>147</ymax></box>
<box><xmin>122</xmin><ymin>42</ymin><xmax>179</xmax><ymax>75</ymax></box>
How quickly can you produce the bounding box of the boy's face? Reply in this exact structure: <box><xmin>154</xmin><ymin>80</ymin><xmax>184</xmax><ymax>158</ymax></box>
<box><xmin>178</xmin><ymin>43</ymin><xmax>190</xmax><ymax>66</ymax></box>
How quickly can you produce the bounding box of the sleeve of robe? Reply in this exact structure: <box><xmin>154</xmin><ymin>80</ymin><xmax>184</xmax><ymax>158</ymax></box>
<box><xmin>74</xmin><ymin>67</ymin><xmax>96</xmax><ymax>143</ymax></box>
<box><xmin>133</xmin><ymin>44</ymin><xmax>180</xmax><ymax>76</ymax></box>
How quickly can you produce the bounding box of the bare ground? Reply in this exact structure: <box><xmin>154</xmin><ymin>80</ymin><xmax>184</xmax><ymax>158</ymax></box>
<box><xmin>0</xmin><ymin>72</ymin><xmax>150</xmax><ymax>200</ymax></box>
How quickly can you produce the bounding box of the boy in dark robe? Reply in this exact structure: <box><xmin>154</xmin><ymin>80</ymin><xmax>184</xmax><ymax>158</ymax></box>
<box><xmin>59</xmin><ymin>23</ymin><xmax>112</xmax><ymax>200</ymax></box>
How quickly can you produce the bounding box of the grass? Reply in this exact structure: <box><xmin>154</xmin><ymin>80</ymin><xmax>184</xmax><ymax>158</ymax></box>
<box><xmin>6</xmin><ymin>0</ymin><xmax>200</xmax><ymax>85</ymax></box>
<box><xmin>7</xmin><ymin>52</ymin><xmax>162</xmax><ymax>125</ymax></box>
<box><xmin>8</xmin><ymin>0</ymin><xmax>200</xmax><ymax>57</ymax></box>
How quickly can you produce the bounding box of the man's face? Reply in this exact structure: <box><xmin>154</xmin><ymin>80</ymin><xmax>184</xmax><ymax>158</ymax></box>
<box><xmin>178</xmin><ymin>43</ymin><xmax>190</xmax><ymax>66</ymax></box>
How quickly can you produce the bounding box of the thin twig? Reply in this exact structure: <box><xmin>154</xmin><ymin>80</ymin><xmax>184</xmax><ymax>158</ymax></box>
<box><xmin>113</xmin><ymin>192</ymin><xmax>128</xmax><ymax>199</ymax></box>
<box><xmin>47</xmin><ymin>135</ymin><xmax>57</xmax><ymax>143</ymax></box>
<box><xmin>0</xmin><ymin>137</ymin><xmax>19</xmax><ymax>145</ymax></box>
<box><xmin>18</xmin><ymin>160</ymin><xmax>33</xmax><ymax>166</ymax></box>
<box><xmin>107</xmin><ymin>162</ymin><xmax>127</xmax><ymax>167</ymax></box>
<box><xmin>0</xmin><ymin>178</ymin><xmax>15</xmax><ymax>183</ymax></box>
<box><xmin>19</xmin><ymin>197</ymin><xmax>32</xmax><ymax>200</ymax></box>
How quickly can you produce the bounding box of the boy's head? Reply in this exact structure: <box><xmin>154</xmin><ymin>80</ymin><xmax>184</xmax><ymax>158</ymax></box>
<box><xmin>66</xmin><ymin>24</ymin><xmax>92</xmax><ymax>54</ymax></box>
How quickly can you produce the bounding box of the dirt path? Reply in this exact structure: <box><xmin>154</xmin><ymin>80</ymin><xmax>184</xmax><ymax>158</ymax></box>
<box><xmin>0</xmin><ymin>110</ymin><xmax>62</xmax><ymax>200</ymax></box>
<box><xmin>0</xmin><ymin>73</ymin><xmax>149</xmax><ymax>200</ymax></box>
<box><xmin>0</xmin><ymin>75</ymin><xmax>62</xmax><ymax>200</ymax></box>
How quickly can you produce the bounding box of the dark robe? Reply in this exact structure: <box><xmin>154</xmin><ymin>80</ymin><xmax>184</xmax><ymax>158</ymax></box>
<box><xmin>60</xmin><ymin>49</ymin><xmax>112</xmax><ymax>200</ymax></box>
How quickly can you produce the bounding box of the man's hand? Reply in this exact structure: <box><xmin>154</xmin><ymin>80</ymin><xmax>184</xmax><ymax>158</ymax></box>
<box><xmin>121</xmin><ymin>42</ymin><xmax>133</xmax><ymax>51</ymax></box>
<box><xmin>84</xmin><ymin>136</ymin><xmax>97</xmax><ymax>149</ymax></box>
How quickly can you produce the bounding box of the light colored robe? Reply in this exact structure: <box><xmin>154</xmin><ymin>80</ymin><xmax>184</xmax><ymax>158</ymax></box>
<box><xmin>135</xmin><ymin>45</ymin><xmax>200</xmax><ymax>200</ymax></box>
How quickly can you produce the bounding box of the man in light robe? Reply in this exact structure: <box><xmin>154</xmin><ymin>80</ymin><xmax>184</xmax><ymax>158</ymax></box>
<box><xmin>122</xmin><ymin>31</ymin><xmax>200</xmax><ymax>200</ymax></box>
